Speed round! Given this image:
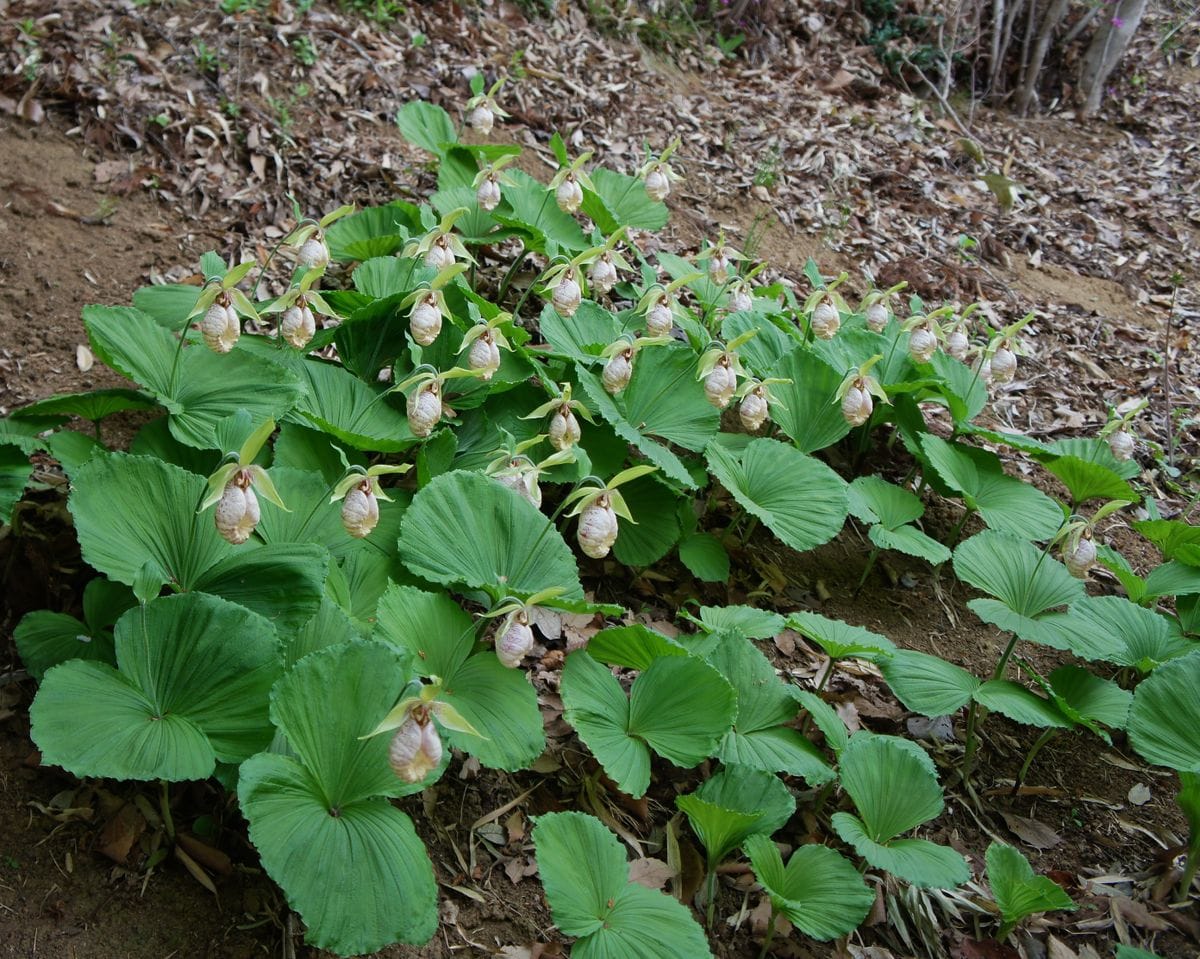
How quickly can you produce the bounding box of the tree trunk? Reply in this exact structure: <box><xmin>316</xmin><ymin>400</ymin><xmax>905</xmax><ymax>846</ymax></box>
<box><xmin>1078</xmin><ymin>0</ymin><xmax>1148</xmax><ymax>117</ymax></box>
<box><xmin>1015</xmin><ymin>0</ymin><xmax>1070</xmax><ymax>115</ymax></box>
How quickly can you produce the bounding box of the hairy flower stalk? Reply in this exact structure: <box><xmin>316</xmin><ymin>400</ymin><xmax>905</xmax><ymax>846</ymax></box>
<box><xmin>340</xmin><ymin>479</ymin><xmax>380</xmax><ymax>539</ymax></box>
<box><xmin>578</xmin><ymin>495</ymin><xmax>619</xmax><ymax>559</ymax></box>
<box><xmin>200</xmin><ymin>296</ymin><xmax>240</xmax><ymax>354</ymax></box>
<box><xmin>214</xmin><ymin>469</ymin><xmax>260</xmax><ymax>545</ymax></box>
<box><xmin>496</xmin><ymin>610</ymin><xmax>535</xmax><ymax>669</ymax></box>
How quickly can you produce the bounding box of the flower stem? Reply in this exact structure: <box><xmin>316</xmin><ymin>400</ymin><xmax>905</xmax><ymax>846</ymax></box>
<box><xmin>705</xmin><ymin>869</ymin><xmax>717</xmax><ymax>929</ymax></box>
<box><xmin>856</xmin><ymin>546</ymin><xmax>881</xmax><ymax>594</ymax></box>
<box><xmin>1013</xmin><ymin>728</ymin><xmax>1057</xmax><ymax>793</ymax></box>
<box><xmin>160</xmin><ymin>780</ymin><xmax>175</xmax><ymax>841</ymax></box>
<box><xmin>496</xmin><ymin>244</ymin><xmax>529</xmax><ymax>303</ymax></box>
<box><xmin>756</xmin><ymin>908</ymin><xmax>777</xmax><ymax>959</ymax></box>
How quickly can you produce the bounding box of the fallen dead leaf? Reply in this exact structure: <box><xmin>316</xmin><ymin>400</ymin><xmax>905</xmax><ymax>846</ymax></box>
<box><xmin>629</xmin><ymin>857</ymin><xmax>675</xmax><ymax>890</ymax></box>
<box><xmin>76</xmin><ymin>344</ymin><xmax>94</xmax><ymax>372</ymax></box>
<box><xmin>999</xmin><ymin>811</ymin><xmax>1062</xmax><ymax>850</ymax></box>
<box><xmin>1127</xmin><ymin>783</ymin><xmax>1151</xmax><ymax>806</ymax></box>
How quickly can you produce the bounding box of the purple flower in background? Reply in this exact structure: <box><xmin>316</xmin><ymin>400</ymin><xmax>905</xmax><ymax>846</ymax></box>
<box><xmin>1111</xmin><ymin>15</ymin><xmax>1125</xmax><ymax>28</ymax></box>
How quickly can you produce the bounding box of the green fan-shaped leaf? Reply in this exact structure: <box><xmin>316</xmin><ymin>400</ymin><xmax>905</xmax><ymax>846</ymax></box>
<box><xmin>706</xmin><ymin>439</ymin><xmax>848</xmax><ymax>553</ymax></box>
<box><xmin>612</xmin><ymin>474</ymin><xmax>682</xmax><ymax>567</ymax></box>
<box><xmin>533</xmin><ymin>812</ymin><xmax>713</xmax><ymax>959</ymax></box>
<box><xmin>284</xmin><ymin>595</ymin><xmax>361</xmax><ymax>668</ymax></box>
<box><xmin>70</xmin><ymin>452</ymin><xmax>229</xmax><ymax>591</ymax></box>
<box><xmin>676</xmin><ymin>796</ymin><xmax>763</xmax><ymax>872</ymax></box>
<box><xmin>838</xmin><ymin>732</ymin><xmax>946</xmax><ymax>839</ymax></box>
<box><xmin>582</xmin><ymin>168</ymin><xmax>669</xmax><ymax>233</ymax></box>
<box><xmin>399</xmin><ymin>470</ymin><xmax>583</xmax><ymax>600</ymax></box>
<box><xmin>0</xmin><ymin>443</ymin><xmax>33</xmax><ymax>524</ymax></box>
<box><xmin>1044</xmin><ymin>436</ymin><xmax>1140</xmax><ymax>480</ymax></box>
<box><xmin>587</xmin><ymin>625</ymin><xmax>688</xmax><ymax>671</ymax></box>
<box><xmin>869</xmin><ymin>524</ymin><xmax>952</xmax><ymax>565</ymax></box>
<box><xmin>1042</xmin><ymin>455</ymin><xmax>1136</xmax><ymax>506</ymax></box>
<box><xmin>697</xmin><ymin>605</ymin><xmax>785</xmax><ymax>639</ymax></box>
<box><xmin>193</xmin><ymin>544</ymin><xmax>328</xmax><ymax>635</ymax></box>
<box><xmin>768</xmin><ymin>347</ymin><xmax>852</xmax><ymax>453</ymax></box>
<box><xmin>617</xmin><ymin>344</ymin><xmax>721</xmax><ymax>452</ymax></box>
<box><xmin>831</xmin><ymin>813</ymin><xmax>971</xmax><ymax>888</ymax></box>
<box><xmin>880</xmin><ymin>649</ymin><xmax>980</xmax><ymax>716</ymax></box>
<box><xmin>351</xmin><ymin>256</ymin><xmax>432</xmax><ymax>299</ymax></box>
<box><xmin>31</xmin><ymin>593</ymin><xmax>280</xmax><ymax>780</ymax></box>
<box><xmin>921</xmin><ymin>435</ymin><xmax>1064</xmax><ymax>541</ymax></box>
<box><xmin>396</xmin><ymin>100</ymin><xmax>456</xmax><ymax>155</ymax></box>
<box><xmin>326</xmin><ymin>202</ymin><xmax>420</xmax><ymax>261</ymax></box>
<box><xmin>539</xmin><ymin>301</ymin><xmax>626</xmax><ymax>362</ymax></box>
<box><xmin>695</xmin><ymin>766</ymin><xmax>795</xmax><ymax>838</ymax></box>
<box><xmin>131</xmin><ymin>284</ymin><xmax>201</xmax><ymax>328</ymax></box>
<box><xmin>974</xmin><ymin>681</ymin><xmax>1070</xmax><ymax>729</ymax></box>
<box><xmin>494</xmin><ymin>171</ymin><xmax>589</xmax><ymax>254</ymax></box>
<box><xmin>678</xmin><ymin>533</ymin><xmax>730</xmax><ymax>582</ymax></box>
<box><xmin>1051</xmin><ymin>596</ymin><xmax>1191</xmax><ymax>672</ymax></box>
<box><xmin>130</xmin><ymin>416</ymin><xmax>220</xmax><ymax>475</ymax></box>
<box><xmin>1128</xmin><ymin>651</ymin><xmax>1200</xmax><ymax>771</ymax></box>
<box><xmin>848</xmin><ymin>476</ymin><xmax>924</xmax><ymax>527</ymax></box>
<box><xmin>84</xmin><ymin>306</ymin><xmax>302</xmax><ymax>449</ymax></box>
<box><xmin>706</xmin><ymin>636</ymin><xmax>834</xmax><ymax>783</ymax></box>
<box><xmin>1134</xmin><ymin>519</ymin><xmax>1200</xmax><ymax>567</ymax></box>
<box><xmin>292</xmin><ymin>359</ymin><xmax>418</xmax><ymax>453</ymax></box>
<box><xmin>238</xmin><ymin>641</ymin><xmax>437</xmax><ymax>954</ymax></box>
<box><xmin>15</xmin><ymin>578</ymin><xmax>134</xmax><ymax>680</ymax></box>
<box><xmin>561</xmin><ymin>651</ymin><xmax>735</xmax><ymax>798</ymax></box>
<box><xmin>373</xmin><ymin>584</ymin><xmax>543</xmax><ymax>770</ymax></box>
<box><xmin>787</xmin><ymin>610</ymin><xmax>897</xmax><ymax>662</ymax></box>
<box><xmin>954</xmin><ymin>530</ymin><xmax>1083</xmax><ymax>625</ymax></box>
<box><xmin>721</xmin><ymin>312</ymin><xmax>796</xmax><ymax>378</ymax></box>
<box><xmin>744</xmin><ymin>834</ymin><xmax>874</xmax><ymax>941</ymax></box>
<box><xmin>13</xmin><ymin>388</ymin><xmax>158</xmax><ymax>423</ymax></box>
<box><xmin>986</xmin><ymin>842</ymin><xmax>1075</xmax><ymax>935</ymax></box>
<box><xmin>792</xmin><ymin>690</ymin><xmax>850</xmax><ymax>755</ymax></box>
<box><xmin>929</xmin><ymin>352</ymin><xmax>987</xmax><ymax>424</ymax></box>
<box><xmin>1044</xmin><ymin>665</ymin><xmax>1132</xmax><ymax>732</ymax></box>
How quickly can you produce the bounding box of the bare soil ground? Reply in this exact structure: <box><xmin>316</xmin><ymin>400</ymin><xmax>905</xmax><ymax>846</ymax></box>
<box><xmin>1</xmin><ymin>1</ymin><xmax>1198</xmax><ymax>957</ymax></box>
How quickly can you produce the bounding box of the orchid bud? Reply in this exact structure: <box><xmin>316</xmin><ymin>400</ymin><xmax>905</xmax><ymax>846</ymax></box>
<box><xmin>1064</xmin><ymin>536</ymin><xmax>1096</xmax><ymax>579</ymax></box>
<box><xmin>644</xmin><ymin>166</ymin><xmax>670</xmax><ymax>202</ymax></box>
<box><xmin>556</xmin><ymin>176</ymin><xmax>583</xmax><ymax>214</ymax></box>
<box><xmin>424</xmin><ymin>238</ymin><xmax>454</xmax><ymax>271</ymax></box>
<box><xmin>297</xmin><ymin>236</ymin><xmax>329</xmax><ymax>271</ymax></box>
<box><xmin>909</xmin><ymin>326</ymin><xmax>938</xmax><ymax>363</ymax></box>
<box><xmin>602</xmin><ymin>350</ymin><xmax>633</xmax><ymax>394</ymax></box>
<box><xmin>467</xmin><ymin>104</ymin><xmax>494</xmax><ymax>135</ymax></box>
<box><xmin>476</xmin><ymin>176</ymin><xmax>502</xmax><ymax>211</ymax></box>
<box><xmin>842</xmin><ymin>385</ymin><xmax>873</xmax><ymax>427</ymax></box>
<box><xmin>407</xmin><ymin>383</ymin><xmax>442</xmax><ymax>438</ymax></box>
<box><xmin>729</xmin><ymin>287</ymin><xmax>753</xmax><ymax>313</ymax></box>
<box><xmin>201</xmin><ymin>302</ymin><xmax>240</xmax><ymax>354</ymax></box>
<box><xmin>496</xmin><ymin>463</ymin><xmax>541</xmax><ymax>508</ymax></box>
<box><xmin>704</xmin><ymin>360</ymin><xmax>737</xmax><ymax>409</ymax></box>
<box><xmin>589</xmin><ymin>255</ymin><xmax>617</xmax><ymax>296</ymax></box>
<box><xmin>388</xmin><ymin>712</ymin><xmax>442</xmax><ymax>783</ymax></box>
<box><xmin>811</xmin><ymin>301</ymin><xmax>840</xmax><ymax>340</ymax></box>
<box><xmin>468</xmin><ymin>333</ymin><xmax>501</xmax><ymax>381</ymax></box>
<box><xmin>578</xmin><ymin>498</ymin><xmax>619</xmax><ymax>559</ymax></box>
<box><xmin>409</xmin><ymin>295</ymin><xmax>442</xmax><ymax>346</ymax></box>
<box><xmin>214</xmin><ymin>470</ymin><xmax>260</xmax><ymax>545</ymax></box>
<box><xmin>280</xmin><ymin>304</ymin><xmax>316</xmax><ymax>349</ymax></box>
<box><xmin>707</xmin><ymin>251</ymin><xmax>730</xmax><ymax>285</ymax></box>
<box><xmin>645</xmin><ymin>297</ymin><xmax>674</xmax><ymax>337</ymax></box>
<box><xmin>866</xmin><ymin>302</ymin><xmax>888</xmax><ymax>332</ymax></box>
<box><xmin>341</xmin><ymin>479</ymin><xmax>379</xmax><ymax>539</ymax></box>
<box><xmin>552</xmin><ymin>270</ymin><xmax>582</xmax><ymax>317</ymax></box>
<box><xmin>739</xmin><ymin>389</ymin><xmax>769</xmax><ymax>432</ymax></box>
<box><xmin>549</xmin><ymin>407</ymin><xmax>581</xmax><ymax>451</ymax></box>
<box><xmin>1108</xmin><ymin>429</ymin><xmax>1135</xmax><ymax>461</ymax></box>
<box><xmin>990</xmin><ymin>346</ymin><xmax>1017</xmax><ymax>383</ymax></box>
<box><xmin>946</xmin><ymin>329</ymin><xmax>969</xmax><ymax>361</ymax></box>
<box><xmin>496</xmin><ymin>611</ymin><xmax>534</xmax><ymax>669</ymax></box>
